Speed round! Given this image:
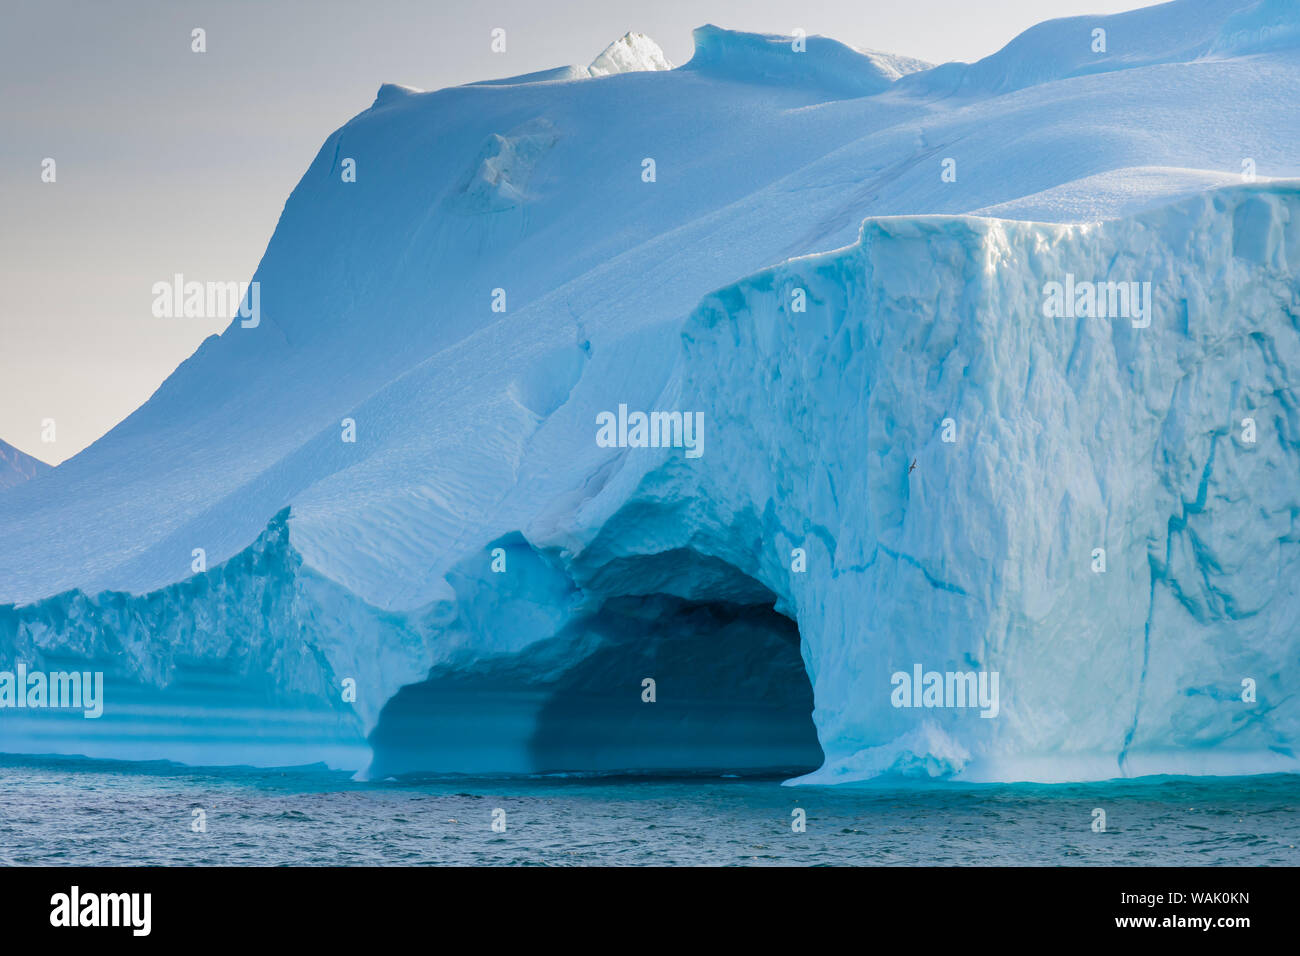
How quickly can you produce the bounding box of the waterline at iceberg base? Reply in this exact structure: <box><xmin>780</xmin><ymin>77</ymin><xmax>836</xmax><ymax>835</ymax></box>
<box><xmin>5</xmin><ymin>183</ymin><xmax>1298</xmax><ymax>785</ymax></box>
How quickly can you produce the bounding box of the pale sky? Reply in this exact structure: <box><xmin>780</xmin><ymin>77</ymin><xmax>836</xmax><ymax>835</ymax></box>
<box><xmin>1</xmin><ymin>0</ymin><xmax>1152</xmax><ymax>464</ymax></box>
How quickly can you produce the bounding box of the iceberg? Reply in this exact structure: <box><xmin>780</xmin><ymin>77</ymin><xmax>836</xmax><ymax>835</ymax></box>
<box><xmin>2</xmin><ymin>0</ymin><xmax>1299</xmax><ymax>783</ymax></box>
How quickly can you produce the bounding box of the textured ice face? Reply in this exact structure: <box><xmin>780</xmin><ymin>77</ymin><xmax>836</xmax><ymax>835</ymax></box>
<box><xmin>549</xmin><ymin>186</ymin><xmax>1300</xmax><ymax>786</ymax></box>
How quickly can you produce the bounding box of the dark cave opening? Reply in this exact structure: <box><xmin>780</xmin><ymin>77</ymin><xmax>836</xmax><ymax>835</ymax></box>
<box><xmin>527</xmin><ymin>593</ymin><xmax>823</xmax><ymax>776</ymax></box>
<box><xmin>368</xmin><ymin>584</ymin><xmax>823</xmax><ymax>779</ymax></box>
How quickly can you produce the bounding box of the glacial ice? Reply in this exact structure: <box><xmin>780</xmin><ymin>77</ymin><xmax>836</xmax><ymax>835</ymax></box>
<box><xmin>2</xmin><ymin>0</ymin><xmax>1299</xmax><ymax>782</ymax></box>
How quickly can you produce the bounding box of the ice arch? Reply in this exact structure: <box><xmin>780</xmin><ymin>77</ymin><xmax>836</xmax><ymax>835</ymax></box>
<box><xmin>366</xmin><ymin>544</ymin><xmax>822</xmax><ymax>779</ymax></box>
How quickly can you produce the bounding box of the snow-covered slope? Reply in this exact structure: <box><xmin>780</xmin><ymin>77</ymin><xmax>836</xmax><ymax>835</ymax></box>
<box><xmin>684</xmin><ymin>24</ymin><xmax>932</xmax><ymax>98</ymax></box>
<box><xmin>0</xmin><ymin>439</ymin><xmax>50</xmax><ymax>491</ymax></box>
<box><xmin>899</xmin><ymin>0</ymin><xmax>1300</xmax><ymax>97</ymax></box>
<box><xmin>2</xmin><ymin>0</ymin><xmax>1299</xmax><ymax>782</ymax></box>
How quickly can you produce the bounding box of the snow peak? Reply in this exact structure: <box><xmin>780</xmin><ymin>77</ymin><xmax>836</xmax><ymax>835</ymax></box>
<box><xmin>1041</xmin><ymin>273</ymin><xmax>1152</xmax><ymax>328</ymax></box>
<box><xmin>596</xmin><ymin>404</ymin><xmax>704</xmax><ymax>458</ymax></box>
<box><xmin>50</xmin><ymin>886</ymin><xmax>151</xmax><ymax>936</ymax></box>
<box><xmin>891</xmin><ymin>664</ymin><xmax>999</xmax><ymax>718</ymax></box>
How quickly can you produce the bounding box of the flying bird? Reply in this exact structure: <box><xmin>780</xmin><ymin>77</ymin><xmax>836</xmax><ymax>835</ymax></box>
<box><xmin>908</xmin><ymin>458</ymin><xmax>917</xmax><ymax>474</ymax></box>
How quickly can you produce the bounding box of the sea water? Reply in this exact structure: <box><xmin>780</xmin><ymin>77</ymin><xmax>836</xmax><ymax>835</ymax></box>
<box><xmin>1</xmin><ymin>755</ymin><xmax>1296</xmax><ymax>866</ymax></box>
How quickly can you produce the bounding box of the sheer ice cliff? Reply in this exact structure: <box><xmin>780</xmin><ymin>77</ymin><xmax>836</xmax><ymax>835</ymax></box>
<box><xmin>2</xmin><ymin>0</ymin><xmax>1299</xmax><ymax>782</ymax></box>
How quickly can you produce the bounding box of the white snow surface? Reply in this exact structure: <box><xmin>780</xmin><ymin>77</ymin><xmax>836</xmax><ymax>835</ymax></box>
<box><xmin>2</xmin><ymin>0</ymin><xmax>1300</xmax><ymax>781</ymax></box>
<box><xmin>588</xmin><ymin>32</ymin><xmax>674</xmax><ymax>76</ymax></box>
